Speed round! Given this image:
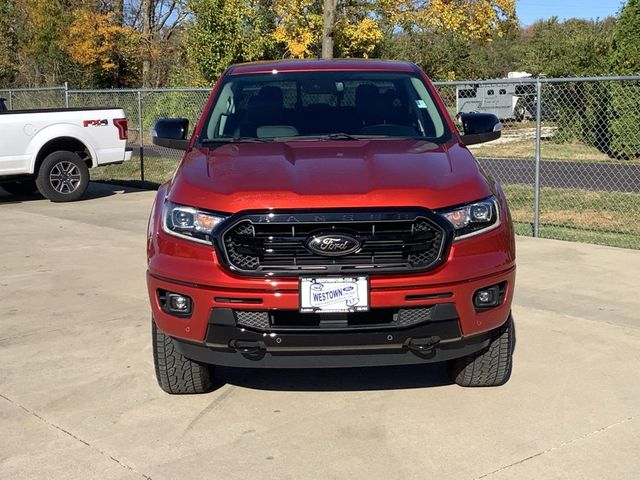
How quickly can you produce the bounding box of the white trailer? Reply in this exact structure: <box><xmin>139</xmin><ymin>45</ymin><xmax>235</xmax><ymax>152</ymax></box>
<box><xmin>456</xmin><ymin>73</ymin><xmax>536</xmax><ymax>121</ymax></box>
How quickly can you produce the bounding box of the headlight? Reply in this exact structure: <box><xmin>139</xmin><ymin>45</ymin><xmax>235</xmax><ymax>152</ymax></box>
<box><xmin>439</xmin><ymin>196</ymin><xmax>500</xmax><ymax>239</ymax></box>
<box><xmin>162</xmin><ymin>201</ymin><xmax>227</xmax><ymax>244</ymax></box>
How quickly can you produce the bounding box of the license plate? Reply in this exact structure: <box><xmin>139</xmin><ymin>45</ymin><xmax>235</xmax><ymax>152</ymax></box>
<box><xmin>299</xmin><ymin>276</ymin><xmax>369</xmax><ymax>313</ymax></box>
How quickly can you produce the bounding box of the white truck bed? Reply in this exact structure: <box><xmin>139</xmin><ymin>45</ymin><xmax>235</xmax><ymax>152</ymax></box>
<box><xmin>0</xmin><ymin>107</ymin><xmax>131</xmax><ymax>176</ymax></box>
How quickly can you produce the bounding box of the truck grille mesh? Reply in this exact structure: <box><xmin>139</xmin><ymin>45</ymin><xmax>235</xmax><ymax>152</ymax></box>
<box><xmin>235</xmin><ymin>311</ymin><xmax>270</xmax><ymax>330</ymax></box>
<box><xmin>235</xmin><ymin>307</ymin><xmax>435</xmax><ymax>331</ymax></box>
<box><xmin>220</xmin><ymin>210</ymin><xmax>450</xmax><ymax>276</ymax></box>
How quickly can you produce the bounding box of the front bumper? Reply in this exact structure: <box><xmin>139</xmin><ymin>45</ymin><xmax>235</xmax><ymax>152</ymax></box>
<box><xmin>148</xmin><ymin>264</ymin><xmax>514</xmax><ymax>354</ymax></box>
<box><xmin>147</xmin><ymin>186</ymin><xmax>516</xmax><ymax>363</ymax></box>
<box><xmin>171</xmin><ymin>306</ymin><xmax>494</xmax><ymax>368</ymax></box>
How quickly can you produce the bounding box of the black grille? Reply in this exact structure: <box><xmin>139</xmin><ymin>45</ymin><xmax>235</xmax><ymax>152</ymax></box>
<box><xmin>396</xmin><ymin>307</ymin><xmax>433</xmax><ymax>327</ymax></box>
<box><xmin>236</xmin><ymin>311</ymin><xmax>270</xmax><ymax>330</ymax></box>
<box><xmin>219</xmin><ymin>210</ymin><xmax>452</xmax><ymax>276</ymax></box>
<box><xmin>235</xmin><ymin>307</ymin><xmax>435</xmax><ymax>332</ymax></box>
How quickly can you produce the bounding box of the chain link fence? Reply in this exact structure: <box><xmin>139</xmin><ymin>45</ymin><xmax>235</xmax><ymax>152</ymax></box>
<box><xmin>64</xmin><ymin>88</ymin><xmax>210</xmax><ymax>185</ymax></box>
<box><xmin>0</xmin><ymin>85</ymin><xmax>67</xmax><ymax>110</ymax></box>
<box><xmin>2</xmin><ymin>77</ymin><xmax>639</xmax><ymax>249</ymax></box>
<box><xmin>433</xmin><ymin>76</ymin><xmax>640</xmax><ymax>249</ymax></box>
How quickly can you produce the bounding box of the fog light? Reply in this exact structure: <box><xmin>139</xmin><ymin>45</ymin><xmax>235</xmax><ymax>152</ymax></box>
<box><xmin>473</xmin><ymin>283</ymin><xmax>505</xmax><ymax>311</ymax></box>
<box><xmin>168</xmin><ymin>294</ymin><xmax>190</xmax><ymax>312</ymax></box>
<box><xmin>158</xmin><ymin>290</ymin><xmax>192</xmax><ymax>317</ymax></box>
<box><xmin>476</xmin><ymin>290</ymin><xmax>494</xmax><ymax>304</ymax></box>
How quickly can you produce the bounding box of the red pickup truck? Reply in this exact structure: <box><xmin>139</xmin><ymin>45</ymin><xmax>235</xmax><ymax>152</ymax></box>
<box><xmin>147</xmin><ymin>59</ymin><xmax>515</xmax><ymax>394</ymax></box>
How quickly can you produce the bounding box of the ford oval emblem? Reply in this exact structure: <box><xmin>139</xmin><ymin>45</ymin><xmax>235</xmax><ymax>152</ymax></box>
<box><xmin>306</xmin><ymin>233</ymin><xmax>361</xmax><ymax>257</ymax></box>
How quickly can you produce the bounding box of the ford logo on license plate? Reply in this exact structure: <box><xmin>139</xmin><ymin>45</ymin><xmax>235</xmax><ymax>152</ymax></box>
<box><xmin>306</xmin><ymin>233</ymin><xmax>361</xmax><ymax>257</ymax></box>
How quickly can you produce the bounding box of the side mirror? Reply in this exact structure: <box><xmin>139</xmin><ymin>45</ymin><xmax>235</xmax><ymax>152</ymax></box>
<box><xmin>151</xmin><ymin>118</ymin><xmax>189</xmax><ymax>150</ymax></box>
<box><xmin>458</xmin><ymin>113</ymin><xmax>502</xmax><ymax>146</ymax></box>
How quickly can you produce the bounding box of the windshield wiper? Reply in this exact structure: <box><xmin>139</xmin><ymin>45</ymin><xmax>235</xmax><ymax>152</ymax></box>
<box><xmin>273</xmin><ymin>133</ymin><xmax>393</xmax><ymax>141</ymax></box>
<box><xmin>324</xmin><ymin>132</ymin><xmax>362</xmax><ymax>140</ymax></box>
<box><xmin>200</xmin><ymin>136</ymin><xmax>272</xmax><ymax>145</ymax></box>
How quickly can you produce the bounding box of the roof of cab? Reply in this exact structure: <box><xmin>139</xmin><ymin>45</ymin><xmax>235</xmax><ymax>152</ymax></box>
<box><xmin>227</xmin><ymin>59</ymin><xmax>418</xmax><ymax>75</ymax></box>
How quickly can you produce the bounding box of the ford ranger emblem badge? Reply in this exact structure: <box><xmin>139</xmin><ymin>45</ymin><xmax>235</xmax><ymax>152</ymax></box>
<box><xmin>306</xmin><ymin>233</ymin><xmax>361</xmax><ymax>257</ymax></box>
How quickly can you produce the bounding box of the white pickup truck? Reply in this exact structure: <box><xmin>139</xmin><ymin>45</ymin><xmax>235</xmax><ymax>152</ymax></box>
<box><xmin>0</xmin><ymin>101</ymin><xmax>132</xmax><ymax>202</ymax></box>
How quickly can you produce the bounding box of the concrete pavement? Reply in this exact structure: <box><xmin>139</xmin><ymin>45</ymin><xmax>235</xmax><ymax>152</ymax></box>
<box><xmin>1</xmin><ymin>183</ymin><xmax>639</xmax><ymax>480</ymax></box>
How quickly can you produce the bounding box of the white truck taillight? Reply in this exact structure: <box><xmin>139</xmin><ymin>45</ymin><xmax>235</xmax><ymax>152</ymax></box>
<box><xmin>113</xmin><ymin>118</ymin><xmax>128</xmax><ymax>140</ymax></box>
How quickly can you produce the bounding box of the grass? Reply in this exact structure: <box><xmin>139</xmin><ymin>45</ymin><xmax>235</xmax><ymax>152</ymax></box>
<box><xmin>504</xmin><ymin>184</ymin><xmax>640</xmax><ymax>249</ymax></box>
<box><xmin>470</xmin><ymin>139</ymin><xmax>633</xmax><ymax>163</ymax></box>
<box><xmin>90</xmin><ymin>155</ymin><xmax>178</xmax><ymax>187</ymax></box>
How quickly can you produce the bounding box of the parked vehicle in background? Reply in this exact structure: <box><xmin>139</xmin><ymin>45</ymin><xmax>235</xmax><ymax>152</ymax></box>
<box><xmin>457</xmin><ymin>72</ymin><xmax>536</xmax><ymax>121</ymax></box>
<box><xmin>147</xmin><ymin>59</ymin><xmax>515</xmax><ymax>394</ymax></box>
<box><xmin>0</xmin><ymin>98</ymin><xmax>7</xmax><ymax>113</ymax></box>
<box><xmin>0</xmin><ymin>107</ymin><xmax>131</xmax><ymax>201</ymax></box>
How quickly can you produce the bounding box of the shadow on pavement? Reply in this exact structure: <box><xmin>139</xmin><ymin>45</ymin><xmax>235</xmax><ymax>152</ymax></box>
<box><xmin>0</xmin><ymin>181</ymin><xmax>146</xmax><ymax>204</ymax></box>
<box><xmin>216</xmin><ymin>363</ymin><xmax>452</xmax><ymax>392</ymax></box>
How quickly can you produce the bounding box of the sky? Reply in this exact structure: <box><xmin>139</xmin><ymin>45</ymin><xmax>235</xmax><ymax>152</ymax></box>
<box><xmin>517</xmin><ymin>0</ymin><xmax>625</xmax><ymax>25</ymax></box>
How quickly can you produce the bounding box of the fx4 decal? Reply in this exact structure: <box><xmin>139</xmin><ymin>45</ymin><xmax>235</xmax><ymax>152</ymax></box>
<box><xmin>83</xmin><ymin>119</ymin><xmax>108</xmax><ymax>127</ymax></box>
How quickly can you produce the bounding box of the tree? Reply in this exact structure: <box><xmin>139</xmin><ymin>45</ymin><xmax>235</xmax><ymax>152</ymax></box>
<box><xmin>15</xmin><ymin>0</ymin><xmax>81</xmax><ymax>86</ymax></box>
<box><xmin>186</xmin><ymin>0</ymin><xmax>279</xmax><ymax>83</ymax></box>
<box><xmin>612</xmin><ymin>0</ymin><xmax>640</xmax><ymax>74</ymax></box>
<box><xmin>0</xmin><ymin>0</ymin><xmax>20</xmax><ymax>85</ymax></box>
<box><xmin>64</xmin><ymin>8</ymin><xmax>142</xmax><ymax>87</ymax></box>
<box><xmin>273</xmin><ymin>0</ymin><xmax>323</xmax><ymax>58</ymax></box>
<box><xmin>379</xmin><ymin>0</ymin><xmax>517</xmax><ymax>80</ymax></box>
<box><xmin>138</xmin><ymin>0</ymin><xmax>188</xmax><ymax>86</ymax></box>
<box><xmin>515</xmin><ymin>18</ymin><xmax>616</xmax><ymax>153</ymax></box>
<box><xmin>609</xmin><ymin>0</ymin><xmax>640</xmax><ymax>158</ymax></box>
<box><xmin>391</xmin><ymin>0</ymin><xmax>517</xmax><ymax>43</ymax></box>
<box><xmin>273</xmin><ymin>0</ymin><xmax>390</xmax><ymax>59</ymax></box>
<box><xmin>111</xmin><ymin>0</ymin><xmax>125</xmax><ymax>25</ymax></box>
<box><xmin>519</xmin><ymin>17</ymin><xmax>614</xmax><ymax>77</ymax></box>
<box><xmin>321</xmin><ymin>0</ymin><xmax>337</xmax><ymax>58</ymax></box>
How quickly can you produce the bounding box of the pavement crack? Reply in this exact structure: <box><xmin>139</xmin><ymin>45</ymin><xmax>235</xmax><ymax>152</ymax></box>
<box><xmin>0</xmin><ymin>392</ymin><xmax>152</xmax><ymax>479</ymax></box>
<box><xmin>474</xmin><ymin>414</ymin><xmax>639</xmax><ymax>479</ymax></box>
<box><xmin>181</xmin><ymin>385</ymin><xmax>237</xmax><ymax>437</ymax></box>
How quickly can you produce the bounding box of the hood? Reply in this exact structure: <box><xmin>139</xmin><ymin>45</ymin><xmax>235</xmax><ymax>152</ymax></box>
<box><xmin>168</xmin><ymin>139</ymin><xmax>493</xmax><ymax>213</ymax></box>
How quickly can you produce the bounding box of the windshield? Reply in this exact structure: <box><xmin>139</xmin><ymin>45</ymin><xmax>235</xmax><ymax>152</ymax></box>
<box><xmin>200</xmin><ymin>71</ymin><xmax>451</xmax><ymax>143</ymax></box>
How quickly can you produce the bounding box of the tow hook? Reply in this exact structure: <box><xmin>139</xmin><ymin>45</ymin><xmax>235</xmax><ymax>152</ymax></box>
<box><xmin>406</xmin><ymin>336</ymin><xmax>441</xmax><ymax>356</ymax></box>
<box><xmin>230</xmin><ymin>340</ymin><xmax>266</xmax><ymax>358</ymax></box>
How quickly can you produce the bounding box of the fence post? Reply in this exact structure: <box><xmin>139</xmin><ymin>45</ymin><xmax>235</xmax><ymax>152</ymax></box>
<box><xmin>533</xmin><ymin>78</ymin><xmax>542</xmax><ymax>237</ymax></box>
<box><xmin>138</xmin><ymin>91</ymin><xmax>145</xmax><ymax>183</ymax></box>
<box><xmin>8</xmin><ymin>90</ymin><xmax>12</xmax><ymax>110</ymax></box>
<box><xmin>64</xmin><ymin>82</ymin><xmax>69</xmax><ymax>108</ymax></box>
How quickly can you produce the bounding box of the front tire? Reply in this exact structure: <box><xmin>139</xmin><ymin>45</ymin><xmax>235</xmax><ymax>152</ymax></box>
<box><xmin>449</xmin><ymin>314</ymin><xmax>515</xmax><ymax>387</ymax></box>
<box><xmin>152</xmin><ymin>320</ymin><xmax>215</xmax><ymax>394</ymax></box>
<box><xmin>1</xmin><ymin>179</ymin><xmax>38</xmax><ymax>196</ymax></box>
<box><xmin>35</xmin><ymin>151</ymin><xmax>89</xmax><ymax>202</ymax></box>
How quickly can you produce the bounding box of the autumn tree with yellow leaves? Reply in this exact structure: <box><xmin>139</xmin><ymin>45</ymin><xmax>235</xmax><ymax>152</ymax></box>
<box><xmin>64</xmin><ymin>9</ymin><xmax>142</xmax><ymax>87</ymax></box>
<box><xmin>183</xmin><ymin>0</ymin><xmax>517</xmax><ymax>81</ymax></box>
<box><xmin>3</xmin><ymin>0</ymin><xmax>620</xmax><ymax>88</ymax></box>
<box><xmin>271</xmin><ymin>0</ymin><xmax>516</xmax><ymax>60</ymax></box>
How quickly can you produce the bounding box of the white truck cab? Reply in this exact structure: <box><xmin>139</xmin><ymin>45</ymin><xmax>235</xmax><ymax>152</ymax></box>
<box><xmin>0</xmin><ymin>107</ymin><xmax>132</xmax><ymax>201</ymax></box>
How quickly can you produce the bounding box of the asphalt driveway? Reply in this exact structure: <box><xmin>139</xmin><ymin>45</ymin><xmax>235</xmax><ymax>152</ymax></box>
<box><xmin>1</xmin><ymin>183</ymin><xmax>639</xmax><ymax>480</ymax></box>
